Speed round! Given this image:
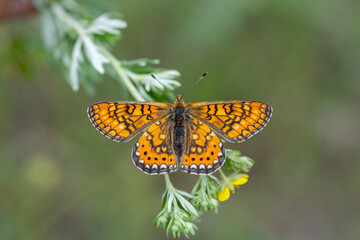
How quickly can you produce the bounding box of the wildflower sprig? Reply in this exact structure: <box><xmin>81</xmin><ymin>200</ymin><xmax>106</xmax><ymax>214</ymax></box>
<box><xmin>121</xmin><ymin>59</ymin><xmax>181</xmax><ymax>101</ymax></box>
<box><xmin>34</xmin><ymin>0</ymin><xmax>180</xmax><ymax>100</ymax></box>
<box><xmin>190</xmin><ymin>175</ymin><xmax>221</xmax><ymax>213</ymax></box>
<box><xmin>218</xmin><ymin>171</ymin><xmax>249</xmax><ymax>202</ymax></box>
<box><xmin>217</xmin><ymin>149</ymin><xmax>254</xmax><ymax>202</ymax></box>
<box><xmin>156</xmin><ymin>150</ymin><xmax>253</xmax><ymax>238</ymax></box>
<box><xmin>223</xmin><ymin>149</ymin><xmax>255</xmax><ymax>173</ymax></box>
<box><xmin>155</xmin><ymin>174</ymin><xmax>198</xmax><ymax>238</ymax></box>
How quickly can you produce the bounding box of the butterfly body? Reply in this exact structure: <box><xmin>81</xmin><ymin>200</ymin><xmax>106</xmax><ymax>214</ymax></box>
<box><xmin>88</xmin><ymin>95</ymin><xmax>272</xmax><ymax>175</ymax></box>
<box><xmin>171</xmin><ymin>97</ymin><xmax>188</xmax><ymax>164</ymax></box>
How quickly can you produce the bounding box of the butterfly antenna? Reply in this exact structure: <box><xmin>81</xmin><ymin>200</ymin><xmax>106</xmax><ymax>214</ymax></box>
<box><xmin>150</xmin><ymin>74</ymin><xmax>176</xmax><ymax>99</ymax></box>
<box><xmin>182</xmin><ymin>72</ymin><xmax>208</xmax><ymax>97</ymax></box>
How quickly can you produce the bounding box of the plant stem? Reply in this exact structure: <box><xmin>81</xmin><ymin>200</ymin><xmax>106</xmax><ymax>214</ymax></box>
<box><xmin>101</xmin><ymin>47</ymin><xmax>145</xmax><ymax>101</ymax></box>
<box><xmin>218</xmin><ymin>169</ymin><xmax>227</xmax><ymax>180</ymax></box>
<box><xmin>164</xmin><ymin>173</ymin><xmax>174</xmax><ymax>190</ymax></box>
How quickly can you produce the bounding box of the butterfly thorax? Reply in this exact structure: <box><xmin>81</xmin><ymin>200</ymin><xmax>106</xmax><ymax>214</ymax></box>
<box><xmin>171</xmin><ymin>98</ymin><xmax>189</xmax><ymax>161</ymax></box>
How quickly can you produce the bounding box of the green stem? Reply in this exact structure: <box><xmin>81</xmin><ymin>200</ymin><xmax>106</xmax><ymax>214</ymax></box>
<box><xmin>218</xmin><ymin>169</ymin><xmax>227</xmax><ymax>180</ymax></box>
<box><xmin>164</xmin><ymin>174</ymin><xmax>174</xmax><ymax>190</ymax></box>
<box><xmin>101</xmin><ymin>48</ymin><xmax>145</xmax><ymax>101</ymax></box>
<box><xmin>218</xmin><ymin>169</ymin><xmax>235</xmax><ymax>192</ymax></box>
<box><xmin>164</xmin><ymin>174</ymin><xmax>179</xmax><ymax>209</ymax></box>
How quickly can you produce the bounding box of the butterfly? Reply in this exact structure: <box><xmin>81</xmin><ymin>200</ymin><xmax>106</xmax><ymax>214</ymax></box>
<box><xmin>87</xmin><ymin>95</ymin><xmax>272</xmax><ymax>175</ymax></box>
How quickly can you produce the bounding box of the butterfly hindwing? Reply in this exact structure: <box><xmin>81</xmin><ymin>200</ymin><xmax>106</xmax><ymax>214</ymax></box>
<box><xmin>132</xmin><ymin>117</ymin><xmax>177</xmax><ymax>175</ymax></box>
<box><xmin>187</xmin><ymin>101</ymin><xmax>272</xmax><ymax>143</ymax></box>
<box><xmin>181</xmin><ymin>116</ymin><xmax>226</xmax><ymax>175</ymax></box>
<box><xmin>88</xmin><ymin>101</ymin><xmax>171</xmax><ymax>142</ymax></box>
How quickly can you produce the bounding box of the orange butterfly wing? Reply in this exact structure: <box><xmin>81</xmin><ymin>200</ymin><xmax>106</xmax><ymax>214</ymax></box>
<box><xmin>181</xmin><ymin>116</ymin><xmax>225</xmax><ymax>175</ymax></box>
<box><xmin>187</xmin><ymin>101</ymin><xmax>272</xmax><ymax>142</ymax></box>
<box><xmin>132</xmin><ymin>117</ymin><xmax>177</xmax><ymax>175</ymax></box>
<box><xmin>87</xmin><ymin>101</ymin><xmax>171</xmax><ymax>142</ymax></box>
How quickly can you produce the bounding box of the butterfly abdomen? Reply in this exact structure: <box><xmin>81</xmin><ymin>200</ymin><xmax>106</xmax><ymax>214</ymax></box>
<box><xmin>172</xmin><ymin>105</ymin><xmax>187</xmax><ymax>160</ymax></box>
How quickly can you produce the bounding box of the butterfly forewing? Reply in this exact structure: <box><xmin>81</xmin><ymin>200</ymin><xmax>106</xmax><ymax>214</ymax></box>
<box><xmin>88</xmin><ymin>101</ymin><xmax>171</xmax><ymax>142</ymax></box>
<box><xmin>187</xmin><ymin>101</ymin><xmax>272</xmax><ymax>143</ymax></box>
<box><xmin>132</xmin><ymin>117</ymin><xmax>177</xmax><ymax>175</ymax></box>
<box><xmin>181</xmin><ymin>116</ymin><xmax>226</xmax><ymax>175</ymax></box>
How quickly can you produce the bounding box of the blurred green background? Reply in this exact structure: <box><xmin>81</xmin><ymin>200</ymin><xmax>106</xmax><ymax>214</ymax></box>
<box><xmin>1</xmin><ymin>0</ymin><xmax>360</xmax><ymax>239</ymax></box>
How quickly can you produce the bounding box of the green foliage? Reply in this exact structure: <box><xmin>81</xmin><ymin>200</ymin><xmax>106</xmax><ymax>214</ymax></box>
<box><xmin>34</xmin><ymin>0</ymin><xmax>181</xmax><ymax>100</ymax></box>
<box><xmin>121</xmin><ymin>59</ymin><xmax>181</xmax><ymax>102</ymax></box>
<box><xmin>155</xmin><ymin>175</ymin><xmax>198</xmax><ymax>238</ymax></box>
<box><xmin>155</xmin><ymin>149</ymin><xmax>254</xmax><ymax>238</ymax></box>
<box><xmin>223</xmin><ymin>149</ymin><xmax>254</xmax><ymax>173</ymax></box>
<box><xmin>190</xmin><ymin>175</ymin><xmax>220</xmax><ymax>213</ymax></box>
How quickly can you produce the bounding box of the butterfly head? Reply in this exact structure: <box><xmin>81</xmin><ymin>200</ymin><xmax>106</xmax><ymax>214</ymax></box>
<box><xmin>176</xmin><ymin>95</ymin><xmax>184</xmax><ymax>103</ymax></box>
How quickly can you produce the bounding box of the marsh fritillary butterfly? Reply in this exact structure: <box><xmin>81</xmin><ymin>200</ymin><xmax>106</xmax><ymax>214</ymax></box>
<box><xmin>88</xmin><ymin>95</ymin><xmax>272</xmax><ymax>175</ymax></box>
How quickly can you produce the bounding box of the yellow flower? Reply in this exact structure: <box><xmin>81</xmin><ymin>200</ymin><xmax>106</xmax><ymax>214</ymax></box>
<box><xmin>218</xmin><ymin>174</ymin><xmax>249</xmax><ymax>202</ymax></box>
